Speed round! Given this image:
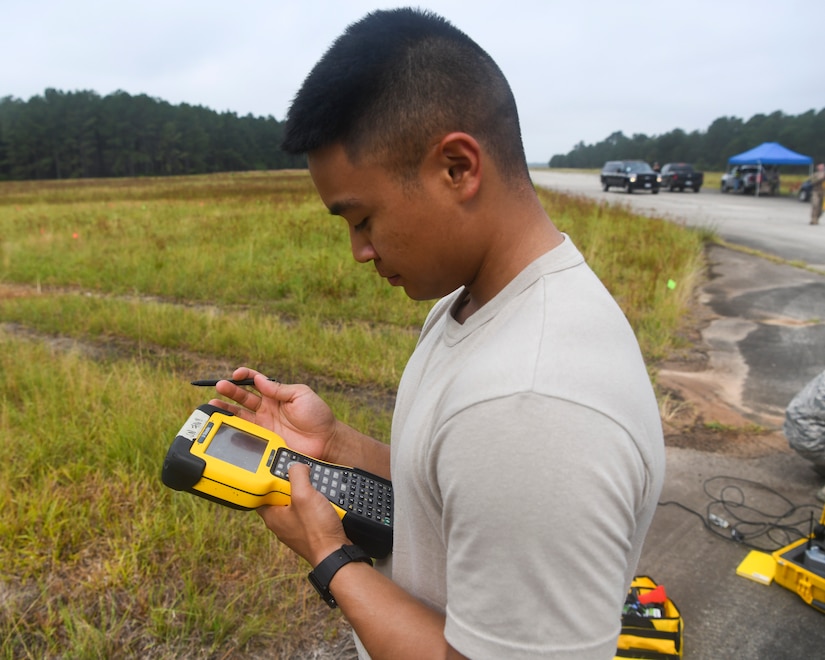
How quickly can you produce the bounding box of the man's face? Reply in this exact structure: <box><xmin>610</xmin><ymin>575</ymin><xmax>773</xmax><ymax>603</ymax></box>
<box><xmin>307</xmin><ymin>143</ymin><xmax>475</xmax><ymax>301</ymax></box>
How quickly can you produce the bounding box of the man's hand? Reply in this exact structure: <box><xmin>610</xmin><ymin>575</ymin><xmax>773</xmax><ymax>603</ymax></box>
<box><xmin>209</xmin><ymin>367</ymin><xmax>336</xmax><ymax>462</ymax></box>
<box><xmin>257</xmin><ymin>462</ymin><xmax>349</xmax><ymax>565</ymax></box>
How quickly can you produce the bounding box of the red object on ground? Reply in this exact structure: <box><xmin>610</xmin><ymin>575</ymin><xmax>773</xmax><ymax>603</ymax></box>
<box><xmin>637</xmin><ymin>584</ymin><xmax>667</xmax><ymax>605</ymax></box>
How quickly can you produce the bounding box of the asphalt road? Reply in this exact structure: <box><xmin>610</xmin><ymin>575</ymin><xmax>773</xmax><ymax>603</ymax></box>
<box><xmin>531</xmin><ymin>170</ymin><xmax>825</xmax><ymax>657</ymax></box>
<box><xmin>530</xmin><ymin>170</ymin><xmax>825</xmax><ymax>270</ymax></box>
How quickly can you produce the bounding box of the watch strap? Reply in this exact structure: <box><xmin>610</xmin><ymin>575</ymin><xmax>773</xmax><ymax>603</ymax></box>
<box><xmin>308</xmin><ymin>544</ymin><xmax>373</xmax><ymax>608</ymax></box>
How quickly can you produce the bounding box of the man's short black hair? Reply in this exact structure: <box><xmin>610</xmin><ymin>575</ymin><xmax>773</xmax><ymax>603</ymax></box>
<box><xmin>281</xmin><ymin>7</ymin><xmax>528</xmax><ymax>182</ymax></box>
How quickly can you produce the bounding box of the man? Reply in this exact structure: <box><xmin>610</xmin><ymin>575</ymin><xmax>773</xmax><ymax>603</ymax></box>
<box><xmin>213</xmin><ymin>8</ymin><xmax>664</xmax><ymax>659</ymax></box>
<box><xmin>784</xmin><ymin>369</ymin><xmax>825</xmax><ymax>501</ymax></box>
<box><xmin>810</xmin><ymin>163</ymin><xmax>825</xmax><ymax>225</ymax></box>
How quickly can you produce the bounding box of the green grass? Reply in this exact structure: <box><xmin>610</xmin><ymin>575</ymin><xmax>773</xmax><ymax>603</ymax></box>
<box><xmin>0</xmin><ymin>337</ymin><xmax>332</xmax><ymax>658</ymax></box>
<box><xmin>0</xmin><ymin>171</ymin><xmax>707</xmax><ymax>658</ymax></box>
<box><xmin>0</xmin><ymin>173</ymin><xmax>419</xmax><ymax>326</ymax></box>
<box><xmin>0</xmin><ymin>294</ymin><xmax>415</xmax><ymax>389</ymax></box>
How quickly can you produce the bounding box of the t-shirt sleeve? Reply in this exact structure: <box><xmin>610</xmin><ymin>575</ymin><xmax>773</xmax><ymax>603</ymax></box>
<box><xmin>433</xmin><ymin>393</ymin><xmax>650</xmax><ymax>660</ymax></box>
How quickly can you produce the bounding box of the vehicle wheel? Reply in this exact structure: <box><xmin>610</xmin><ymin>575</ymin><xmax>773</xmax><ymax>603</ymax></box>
<box><xmin>693</xmin><ymin>186</ymin><xmax>701</xmax><ymax>193</ymax></box>
<box><xmin>652</xmin><ymin>189</ymin><xmax>659</xmax><ymax>195</ymax></box>
<box><xmin>626</xmin><ymin>181</ymin><xmax>633</xmax><ymax>194</ymax></box>
<box><xmin>668</xmin><ymin>183</ymin><xmax>676</xmax><ymax>192</ymax></box>
<box><xmin>721</xmin><ymin>184</ymin><xmax>728</xmax><ymax>193</ymax></box>
<box><xmin>603</xmin><ymin>183</ymin><xmax>609</xmax><ymax>192</ymax></box>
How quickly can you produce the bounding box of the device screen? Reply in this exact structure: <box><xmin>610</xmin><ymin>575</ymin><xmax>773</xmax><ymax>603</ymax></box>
<box><xmin>204</xmin><ymin>424</ymin><xmax>268</xmax><ymax>473</ymax></box>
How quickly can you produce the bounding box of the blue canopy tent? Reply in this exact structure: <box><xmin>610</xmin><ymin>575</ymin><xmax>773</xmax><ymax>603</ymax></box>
<box><xmin>728</xmin><ymin>142</ymin><xmax>813</xmax><ymax>167</ymax></box>
<box><xmin>727</xmin><ymin>142</ymin><xmax>813</xmax><ymax>196</ymax></box>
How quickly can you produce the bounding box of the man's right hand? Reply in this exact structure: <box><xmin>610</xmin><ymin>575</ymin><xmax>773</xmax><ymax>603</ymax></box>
<box><xmin>210</xmin><ymin>367</ymin><xmax>336</xmax><ymax>462</ymax></box>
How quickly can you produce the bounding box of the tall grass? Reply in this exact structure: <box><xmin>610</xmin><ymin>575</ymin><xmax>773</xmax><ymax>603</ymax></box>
<box><xmin>0</xmin><ymin>172</ymin><xmax>419</xmax><ymax>326</ymax></box>
<box><xmin>0</xmin><ymin>294</ymin><xmax>415</xmax><ymax>389</ymax></box>
<box><xmin>0</xmin><ymin>335</ymin><xmax>340</xmax><ymax>658</ymax></box>
<box><xmin>0</xmin><ymin>171</ymin><xmax>706</xmax><ymax>658</ymax></box>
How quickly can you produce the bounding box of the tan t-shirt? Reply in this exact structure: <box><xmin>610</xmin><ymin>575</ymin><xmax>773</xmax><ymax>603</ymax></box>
<box><xmin>361</xmin><ymin>236</ymin><xmax>665</xmax><ymax>659</ymax></box>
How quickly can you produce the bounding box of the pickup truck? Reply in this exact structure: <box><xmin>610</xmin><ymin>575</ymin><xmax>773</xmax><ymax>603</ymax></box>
<box><xmin>721</xmin><ymin>164</ymin><xmax>779</xmax><ymax>195</ymax></box>
<box><xmin>721</xmin><ymin>165</ymin><xmax>757</xmax><ymax>193</ymax></box>
<box><xmin>659</xmin><ymin>163</ymin><xmax>703</xmax><ymax>192</ymax></box>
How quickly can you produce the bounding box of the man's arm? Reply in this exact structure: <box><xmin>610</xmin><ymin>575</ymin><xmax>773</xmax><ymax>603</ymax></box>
<box><xmin>328</xmin><ymin>560</ymin><xmax>469</xmax><ymax>660</ymax></box>
<box><xmin>258</xmin><ymin>464</ymin><xmax>467</xmax><ymax>660</ymax></box>
<box><xmin>324</xmin><ymin>420</ymin><xmax>391</xmax><ymax>480</ymax></box>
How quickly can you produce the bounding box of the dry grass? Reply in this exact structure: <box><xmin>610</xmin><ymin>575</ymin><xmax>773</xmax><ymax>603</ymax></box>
<box><xmin>0</xmin><ymin>171</ymin><xmax>706</xmax><ymax>658</ymax></box>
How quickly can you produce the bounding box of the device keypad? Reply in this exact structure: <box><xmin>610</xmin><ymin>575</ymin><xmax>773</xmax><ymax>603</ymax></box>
<box><xmin>272</xmin><ymin>448</ymin><xmax>392</xmax><ymax>526</ymax></box>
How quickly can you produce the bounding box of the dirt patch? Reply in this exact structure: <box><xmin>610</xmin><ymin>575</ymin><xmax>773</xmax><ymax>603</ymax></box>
<box><xmin>657</xmin><ymin>379</ymin><xmax>789</xmax><ymax>458</ymax></box>
<box><xmin>0</xmin><ymin>283</ymin><xmax>40</xmax><ymax>300</ymax></box>
<box><xmin>651</xmin><ymin>280</ymin><xmax>792</xmax><ymax>459</ymax></box>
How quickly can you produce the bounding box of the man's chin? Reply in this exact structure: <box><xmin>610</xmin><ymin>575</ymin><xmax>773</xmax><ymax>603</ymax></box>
<box><xmin>401</xmin><ymin>284</ymin><xmax>453</xmax><ymax>302</ymax></box>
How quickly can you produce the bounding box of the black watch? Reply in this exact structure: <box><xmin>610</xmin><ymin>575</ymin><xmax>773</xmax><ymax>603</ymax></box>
<box><xmin>308</xmin><ymin>544</ymin><xmax>373</xmax><ymax>608</ymax></box>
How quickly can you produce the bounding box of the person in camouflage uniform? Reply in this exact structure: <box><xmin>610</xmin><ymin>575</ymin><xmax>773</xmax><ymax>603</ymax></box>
<box><xmin>810</xmin><ymin>163</ymin><xmax>825</xmax><ymax>225</ymax></box>
<box><xmin>784</xmin><ymin>369</ymin><xmax>825</xmax><ymax>501</ymax></box>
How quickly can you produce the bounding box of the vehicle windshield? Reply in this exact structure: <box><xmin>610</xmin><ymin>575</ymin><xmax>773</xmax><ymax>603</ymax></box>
<box><xmin>625</xmin><ymin>162</ymin><xmax>653</xmax><ymax>173</ymax></box>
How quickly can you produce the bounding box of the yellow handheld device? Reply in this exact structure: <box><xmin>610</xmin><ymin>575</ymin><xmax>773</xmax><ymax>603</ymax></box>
<box><xmin>162</xmin><ymin>404</ymin><xmax>393</xmax><ymax>558</ymax></box>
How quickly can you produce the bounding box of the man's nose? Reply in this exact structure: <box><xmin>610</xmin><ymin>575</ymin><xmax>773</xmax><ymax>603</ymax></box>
<box><xmin>349</xmin><ymin>228</ymin><xmax>377</xmax><ymax>263</ymax></box>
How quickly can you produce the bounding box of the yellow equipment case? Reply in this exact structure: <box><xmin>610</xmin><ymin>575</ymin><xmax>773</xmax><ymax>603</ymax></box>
<box><xmin>615</xmin><ymin>575</ymin><xmax>683</xmax><ymax>659</ymax></box>
<box><xmin>771</xmin><ymin>504</ymin><xmax>825</xmax><ymax>613</ymax></box>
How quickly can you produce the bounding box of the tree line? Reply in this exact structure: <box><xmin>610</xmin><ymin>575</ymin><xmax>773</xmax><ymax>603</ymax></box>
<box><xmin>0</xmin><ymin>89</ymin><xmax>304</xmax><ymax>181</ymax></box>
<box><xmin>549</xmin><ymin>108</ymin><xmax>825</xmax><ymax>171</ymax></box>
<box><xmin>2</xmin><ymin>90</ymin><xmax>822</xmax><ymax>180</ymax></box>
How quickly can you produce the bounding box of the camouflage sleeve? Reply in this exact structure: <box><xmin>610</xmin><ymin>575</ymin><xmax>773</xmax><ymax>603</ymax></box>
<box><xmin>784</xmin><ymin>370</ymin><xmax>825</xmax><ymax>461</ymax></box>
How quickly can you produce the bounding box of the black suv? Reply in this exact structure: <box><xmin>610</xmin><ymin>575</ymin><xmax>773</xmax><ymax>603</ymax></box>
<box><xmin>600</xmin><ymin>160</ymin><xmax>661</xmax><ymax>194</ymax></box>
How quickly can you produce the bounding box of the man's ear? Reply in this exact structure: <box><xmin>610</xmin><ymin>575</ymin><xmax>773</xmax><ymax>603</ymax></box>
<box><xmin>437</xmin><ymin>132</ymin><xmax>481</xmax><ymax>201</ymax></box>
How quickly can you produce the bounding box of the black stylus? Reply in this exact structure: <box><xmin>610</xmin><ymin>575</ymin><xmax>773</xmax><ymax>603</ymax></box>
<box><xmin>190</xmin><ymin>377</ymin><xmax>279</xmax><ymax>387</ymax></box>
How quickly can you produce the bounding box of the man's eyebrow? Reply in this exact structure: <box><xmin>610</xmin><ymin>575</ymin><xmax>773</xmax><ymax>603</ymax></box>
<box><xmin>328</xmin><ymin>198</ymin><xmax>361</xmax><ymax>217</ymax></box>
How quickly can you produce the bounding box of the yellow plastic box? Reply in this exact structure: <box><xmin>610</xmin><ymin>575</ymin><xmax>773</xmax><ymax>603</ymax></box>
<box><xmin>771</xmin><ymin>507</ymin><xmax>825</xmax><ymax>614</ymax></box>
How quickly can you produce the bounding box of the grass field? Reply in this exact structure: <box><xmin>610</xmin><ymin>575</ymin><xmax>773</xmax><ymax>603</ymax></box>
<box><xmin>0</xmin><ymin>170</ymin><xmax>706</xmax><ymax>658</ymax></box>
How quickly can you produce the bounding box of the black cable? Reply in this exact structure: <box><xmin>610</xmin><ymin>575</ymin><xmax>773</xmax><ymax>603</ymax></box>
<box><xmin>657</xmin><ymin>475</ymin><xmax>823</xmax><ymax>552</ymax></box>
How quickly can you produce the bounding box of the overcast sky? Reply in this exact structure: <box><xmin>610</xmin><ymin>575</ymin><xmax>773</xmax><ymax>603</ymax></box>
<box><xmin>2</xmin><ymin>0</ymin><xmax>820</xmax><ymax>163</ymax></box>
